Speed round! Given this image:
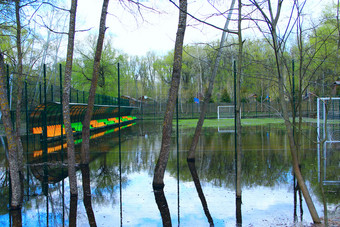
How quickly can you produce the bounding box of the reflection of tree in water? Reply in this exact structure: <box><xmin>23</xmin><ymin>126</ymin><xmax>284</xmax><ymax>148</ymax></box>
<box><xmin>69</xmin><ymin>195</ymin><xmax>78</xmax><ymax>227</ymax></box>
<box><xmin>0</xmin><ymin>168</ymin><xmax>10</xmax><ymax>215</ymax></box>
<box><xmin>81</xmin><ymin>164</ymin><xmax>96</xmax><ymax>226</ymax></box>
<box><xmin>10</xmin><ymin>208</ymin><xmax>22</xmax><ymax>227</ymax></box>
<box><xmin>153</xmin><ymin>189</ymin><xmax>171</xmax><ymax>227</ymax></box>
<box><xmin>164</xmin><ymin>126</ymin><xmax>323</xmax><ymax>190</ymax></box>
<box><xmin>89</xmin><ymin>152</ymin><xmax>121</xmax><ymax>206</ymax></box>
<box><xmin>187</xmin><ymin>160</ymin><xmax>214</xmax><ymax>226</ymax></box>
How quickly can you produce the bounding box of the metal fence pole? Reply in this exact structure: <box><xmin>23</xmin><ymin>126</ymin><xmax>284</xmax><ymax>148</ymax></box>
<box><xmin>25</xmin><ymin>80</ymin><xmax>29</xmax><ymax>199</ymax></box>
<box><xmin>42</xmin><ymin>64</ymin><xmax>48</xmax><ymax>195</ymax></box>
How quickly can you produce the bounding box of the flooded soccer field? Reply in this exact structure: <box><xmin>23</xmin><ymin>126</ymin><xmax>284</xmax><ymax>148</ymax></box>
<box><xmin>0</xmin><ymin>119</ymin><xmax>339</xmax><ymax>226</ymax></box>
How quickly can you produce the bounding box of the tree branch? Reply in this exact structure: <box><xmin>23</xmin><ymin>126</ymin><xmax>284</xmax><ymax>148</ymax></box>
<box><xmin>169</xmin><ymin>0</ymin><xmax>238</xmax><ymax>35</ymax></box>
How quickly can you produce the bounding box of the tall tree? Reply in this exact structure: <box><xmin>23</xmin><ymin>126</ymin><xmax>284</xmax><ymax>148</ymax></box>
<box><xmin>14</xmin><ymin>0</ymin><xmax>24</xmax><ymax>176</ymax></box>
<box><xmin>0</xmin><ymin>0</ymin><xmax>37</xmax><ymax>209</ymax></box>
<box><xmin>187</xmin><ymin>0</ymin><xmax>236</xmax><ymax>161</ymax></box>
<box><xmin>249</xmin><ymin>0</ymin><xmax>321</xmax><ymax>223</ymax></box>
<box><xmin>0</xmin><ymin>50</ymin><xmax>22</xmax><ymax>209</ymax></box>
<box><xmin>236</xmin><ymin>0</ymin><xmax>243</xmax><ymax>205</ymax></box>
<box><xmin>80</xmin><ymin>1</ymin><xmax>110</xmax><ymax>224</ymax></box>
<box><xmin>153</xmin><ymin>0</ymin><xmax>187</xmax><ymax>189</ymax></box>
<box><xmin>81</xmin><ymin>0</ymin><xmax>110</xmax><ymax>165</ymax></box>
<box><xmin>63</xmin><ymin>0</ymin><xmax>78</xmax><ymax>197</ymax></box>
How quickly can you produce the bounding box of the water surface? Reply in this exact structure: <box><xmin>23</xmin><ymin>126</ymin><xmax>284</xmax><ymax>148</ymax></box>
<box><xmin>0</xmin><ymin>120</ymin><xmax>339</xmax><ymax>226</ymax></box>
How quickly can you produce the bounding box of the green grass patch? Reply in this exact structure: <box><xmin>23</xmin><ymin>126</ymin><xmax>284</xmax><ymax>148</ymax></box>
<box><xmin>175</xmin><ymin>118</ymin><xmax>285</xmax><ymax>128</ymax></box>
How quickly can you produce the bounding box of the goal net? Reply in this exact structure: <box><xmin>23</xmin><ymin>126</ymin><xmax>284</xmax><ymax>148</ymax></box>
<box><xmin>217</xmin><ymin>106</ymin><xmax>241</xmax><ymax>119</ymax></box>
<box><xmin>317</xmin><ymin>97</ymin><xmax>340</xmax><ymax>143</ymax></box>
<box><xmin>317</xmin><ymin>97</ymin><xmax>340</xmax><ymax>185</ymax></box>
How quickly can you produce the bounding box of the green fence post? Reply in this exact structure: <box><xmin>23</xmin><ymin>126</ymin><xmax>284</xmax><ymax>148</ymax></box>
<box><xmin>256</xmin><ymin>100</ymin><xmax>257</xmax><ymax>118</ymax></box>
<box><xmin>39</xmin><ymin>83</ymin><xmax>42</xmax><ymax>104</ymax></box>
<box><xmin>42</xmin><ymin>64</ymin><xmax>48</xmax><ymax>195</ymax></box>
<box><xmin>192</xmin><ymin>102</ymin><xmax>193</xmax><ymax>119</ymax></box>
<box><xmin>6</xmin><ymin>65</ymin><xmax>10</xmax><ymax>104</ymax></box>
<box><xmin>268</xmin><ymin>97</ymin><xmax>271</xmax><ymax>118</ymax></box>
<box><xmin>51</xmin><ymin>85</ymin><xmax>53</xmax><ymax>102</ymax></box>
<box><xmin>25</xmin><ymin>80</ymin><xmax>29</xmax><ymax>199</ymax></box>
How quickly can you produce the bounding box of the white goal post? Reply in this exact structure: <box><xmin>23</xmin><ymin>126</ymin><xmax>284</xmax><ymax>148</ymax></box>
<box><xmin>316</xmin><ymin>97</ymin><xmax>340</xmax><ymax>185</ymax></box>
<box><xmin>217</xmin><ymin>106</ymin><xmax>241</xmax><ymax>119</ymax></box>
<box><xmin>317</xmin><ymin>97</ymin><xmax>340</xmax><ymax>143</ymax></box>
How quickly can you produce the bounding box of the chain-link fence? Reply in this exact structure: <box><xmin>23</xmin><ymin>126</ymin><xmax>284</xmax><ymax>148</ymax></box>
<box><xmin>135</xmin><ymin>98</ymin><xmax>318</xmax><ymax>120</ymax></box>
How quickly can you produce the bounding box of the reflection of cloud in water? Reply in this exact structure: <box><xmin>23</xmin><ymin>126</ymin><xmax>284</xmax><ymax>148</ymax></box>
<box><xmin>74</xmin><ymin>171</ymin><xmax>322</xmax><ymax>226</ymax></box>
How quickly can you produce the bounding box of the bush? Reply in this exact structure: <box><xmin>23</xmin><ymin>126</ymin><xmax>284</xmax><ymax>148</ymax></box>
<box><xmin>221</xmin><ymin>89</ymin><xmax>231</xmax><ymax>103</ymax></box>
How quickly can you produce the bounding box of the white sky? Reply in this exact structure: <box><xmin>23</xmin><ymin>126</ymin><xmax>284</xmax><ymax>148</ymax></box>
<box><xmin>74</xmin><ymin>0</ymin><xmax>336</xmax><ymax>56</ymax></box>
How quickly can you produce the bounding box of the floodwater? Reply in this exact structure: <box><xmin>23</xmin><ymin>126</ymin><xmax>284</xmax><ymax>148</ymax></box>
<box><xmin>0</xmin><ymin>120</ymin><xmax>339</xmax><ymax>226</ymax></box>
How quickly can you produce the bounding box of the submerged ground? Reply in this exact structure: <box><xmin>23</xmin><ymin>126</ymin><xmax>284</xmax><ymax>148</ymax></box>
<box><xmin>0</xmin><ymin>119</ymin><xmax>339</xmax><ymax>226</ymax></box>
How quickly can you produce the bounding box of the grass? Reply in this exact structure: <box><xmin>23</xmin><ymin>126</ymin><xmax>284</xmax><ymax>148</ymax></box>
<box><xmin>175</xmin><ymin>118</ymin><xmax>285</xmax><ymax>128</ymax></box>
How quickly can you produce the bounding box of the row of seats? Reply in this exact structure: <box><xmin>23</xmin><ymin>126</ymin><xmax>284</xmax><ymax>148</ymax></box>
<box><xmin>32</xmin><ymin>116</ymin><xmax>135</xmax><ymax>137</ymax></box>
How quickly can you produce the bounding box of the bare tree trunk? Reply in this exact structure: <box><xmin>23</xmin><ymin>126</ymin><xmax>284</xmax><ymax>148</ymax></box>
<box><xmin>79</xmin><ymin>1</ymin><xmax>109</xmax><ymax>225</ymax></box>
<box><xmin>153</xmin><ymin>0</ymin><xmax>187</xmax><ymax>189</ymax></box>
<box><xmin>277</xmin><ymin>60</ymin><xmax>321</xmax><ymax>224</ymax></box>
<box><xmin>250</xmin><ymin>1</ymin><xmax>321</xmax><ymax>223</ymax></box>
<box><xmin>81</xmin><ymin>0</ymin><xmax>109</xmax><ymax>164</ymax></box>
<box><xmin>0</xmin><ymin>51</ymin><xmax>22</xmax><ymax>209</ymax></box>
<box><xmin>272</xmin><ymin>11</ymin><xmax>321</xmax><ymax>227</ymax></box>
<box><xmin>236</xmin><ymin>0</ymin><xmax>243</xmax><ymax>201</ymax></box>
<box><xmin>14</xmin><ymin>0</ymin><xmax>24</xmax><ymax>175</ymax></box>
<box><xmin>63</xmin><ymin>0</ymin><xmax>78</xmax><ymax>196</ymax></box>
<box><xmin>187</xmin><ymin>0</ymin><xmax>236</xmax><ymax>161</ymax></box>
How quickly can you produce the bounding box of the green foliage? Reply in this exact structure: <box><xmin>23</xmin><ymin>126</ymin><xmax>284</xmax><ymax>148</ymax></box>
<box><xmin>220</xmin><ymin>88</ymin><xmax>231</xmax><ymax>103</ymax></box>
<box><xmin>72</xmin><ymin>35</ymin><xmax>133</xmax><ymax>98</ymax></box>
<box><xmin>2</xmin><ymin>1</ymin><xmax>339</xmax><ymax>106</ymax></box>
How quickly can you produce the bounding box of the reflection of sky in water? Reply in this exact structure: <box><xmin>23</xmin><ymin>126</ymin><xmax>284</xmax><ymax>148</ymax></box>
<box><xmin>0</xmin><ymin>166</ymin><xmax>325</xmax><ymax>227</ymax></box>
<box><xmin>0</xmin><ymin>123</ymin><xmax>334</xmax><ymax>226</ymax></box>
<box><xmin>73</xmin><ymin>171</ymin><xmax>323</xmax><ymax>227</ymax></box>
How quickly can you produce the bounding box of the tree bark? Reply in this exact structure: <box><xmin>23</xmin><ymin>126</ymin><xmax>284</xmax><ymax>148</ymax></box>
<box><xmin>14</xmin><ymin>0</ymin><xmax>24</xmax><ymax>175</ymax></box>
<box><xmin>153</xmin><ymin>0</ymin><xmax>187</xmax><ymax>189</ymax></box>
<box><xmin>0</xmin><ymin>51</ymin><xmax>22</xmax><ymax>209</ymax></box>
<box><xmin>63</xmin><ymin>0</ymin><xmax>78</xmax><ymax>196</ymax></box>
<box><xmin>81</xmin><ymin>0</ymin><xmax>109</xmax><ymax>164</ymax></box>
<box><xmin>79</xmin><ymin>1</ymin><xmax>109</xmax><ymax>225</ymax></box>
<box><xmin>236</xmin><ymin>0</ymin><xmax>243</xmax><ymax>201</ymax></box>
<box><xmin>187</xmin><ymin>0</ymin><xmax>236</xmax><ymax>161</ymax></box>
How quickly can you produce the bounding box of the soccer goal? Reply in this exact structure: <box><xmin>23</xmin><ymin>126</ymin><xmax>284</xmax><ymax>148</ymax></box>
<box><xmin>317</xmin><ymin>97</ymin><xmax>340</xmax><ymax>185</ymax></box>
<box><xmin>217</xmin><ymin>105</ymin><xmax>241</xmax><ymax>119</ymax></box>
<box><xmin>317</xmin><ymin>97</ymin><xmax>340</xmax><ymax>143</ymax></box>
